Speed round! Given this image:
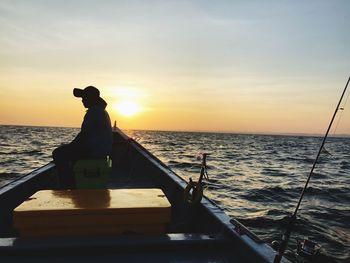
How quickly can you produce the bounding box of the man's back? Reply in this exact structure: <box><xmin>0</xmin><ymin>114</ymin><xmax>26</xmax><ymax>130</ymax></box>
<box><xmin>81</xmin><ymin>103</ymin><xmax>112</xmax><ymax>158</ymax></box>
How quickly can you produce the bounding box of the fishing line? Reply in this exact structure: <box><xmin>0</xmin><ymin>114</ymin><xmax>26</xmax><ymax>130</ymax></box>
<box><xmin>273</xmin><ymin>76</ymin><xmax>350</xmax><ymax>263</ymax></box>
<box><xmin>333</xmin><ymin>86</ymin><xmax>350</xmax><ymax>135</ymax></box>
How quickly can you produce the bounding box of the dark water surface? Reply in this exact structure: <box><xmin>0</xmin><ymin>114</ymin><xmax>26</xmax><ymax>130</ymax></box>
<box><xmin>0</xmin><ymin>125</ymin><xmax>349</xmax><ymax>262</ymax></box>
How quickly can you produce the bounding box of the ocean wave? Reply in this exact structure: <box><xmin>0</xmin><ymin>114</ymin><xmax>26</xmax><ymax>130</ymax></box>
<box><xmin>340</xmin><ymin>160</ymin><xmax>350</xmax><ymax>169</ymax></box>
<box><xmin>310</xmin><ymin>171</ymin><xmax>328</xmax><ymax>179</ymax></box>
<box><xmin>261</xmin><ymin>168</ymin><xmax>290</xmax><ymax>177</ymax></box>
<box><xmin>241</xmin><ymin>186</ymin><xmax>297</xmax><ymax>203</ymax></box>
<box><xmin>237</xmin><ymin>214</ymin><xmax>291</xmax><ymax>230</ymax></box>
<box><xmin>304</xmin><ymin>187</ymin><xmax>350</xmax><ymax>203</ymax></box>
<box><xmin>0</xmin><ymin>172</ymin><xmax>21</xmax><ymax>177</ymax></box>
<box><xmin>167</xmin><ymin>160</ymin><xmax>197</xmax><ymax>169</ymax></box>
<box><xmin>0</xmin><ymin>149</ymin><xmax>42</xmax><ymax>155</ymax></box>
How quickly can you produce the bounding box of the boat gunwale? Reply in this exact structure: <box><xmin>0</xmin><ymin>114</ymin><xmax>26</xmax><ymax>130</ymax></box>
<box><xmin>0</xmin><ymin>163</ymin><xmax>55</xmax><ymax>194</ymax></box>
<box><xmin>121</xmin><ymin>130</ymin><xmax>286</xmax><ymax>262</ymax></box>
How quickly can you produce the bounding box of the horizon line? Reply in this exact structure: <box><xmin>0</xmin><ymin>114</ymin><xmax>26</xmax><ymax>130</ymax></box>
<box><xmin>1</xmin><ymin>123</ymin><xmax>349</xmax><ymax>138</ymax></box>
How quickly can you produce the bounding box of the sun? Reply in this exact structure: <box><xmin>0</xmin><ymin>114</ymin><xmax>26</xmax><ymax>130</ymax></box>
<box><xmin>113</xmin><ymin>100</ymin><xmax>141</xmax><ymax>117</ymax></box>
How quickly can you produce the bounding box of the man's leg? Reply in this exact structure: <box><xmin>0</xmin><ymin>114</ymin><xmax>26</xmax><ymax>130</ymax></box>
<box><xmin>52</xmin><ymin>144</ymin><xmax>85</xmax><ymax>189</ymax></box>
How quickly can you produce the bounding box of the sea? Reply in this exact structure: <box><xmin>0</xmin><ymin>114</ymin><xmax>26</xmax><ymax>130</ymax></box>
<box><xmin>0</xmin><ymin>125</ymin><xmax>349</xmax><ymax>263</ymax></box>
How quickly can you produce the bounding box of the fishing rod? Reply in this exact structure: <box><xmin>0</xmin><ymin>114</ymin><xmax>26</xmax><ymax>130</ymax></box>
<box><xmin>273</xmin><ymin>76</ymin><xmax>350</xmax><ymax>263</ymax></box>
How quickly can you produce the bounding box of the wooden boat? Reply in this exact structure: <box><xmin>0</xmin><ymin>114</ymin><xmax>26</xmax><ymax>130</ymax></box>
<box><xmin>0</xmin><ymin>128</ymin><xmax>290</xmax><ymax>262</ymax></box>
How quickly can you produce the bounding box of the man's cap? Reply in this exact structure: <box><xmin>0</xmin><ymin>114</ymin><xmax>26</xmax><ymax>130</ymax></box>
<box><xmin>73</xmin><ymin>86</ymin><xmax>100</xmax><ymax>98</ymax></box>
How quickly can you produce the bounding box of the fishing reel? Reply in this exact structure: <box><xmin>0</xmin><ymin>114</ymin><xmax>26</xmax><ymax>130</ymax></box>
<box><xmin>296</xmin><ymin>238</ymin><xmax>321</xmax><ymax>263</ymax></box>
<box><xmin>184</xmin><ymin>153</ymin><xmax>210</xmax><ymax>205</ymax></box>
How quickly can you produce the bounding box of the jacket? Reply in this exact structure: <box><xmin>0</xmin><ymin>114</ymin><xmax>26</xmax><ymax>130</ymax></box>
<box><xmin>71</xmin><ymin>98</ymin><xmax>112</xmax><ymax>157</ymax></box>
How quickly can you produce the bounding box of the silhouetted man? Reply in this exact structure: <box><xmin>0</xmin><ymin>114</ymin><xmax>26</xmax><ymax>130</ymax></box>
<box><xmin>52</xmin><ymin>86</ymin><xmax>112</xmax><ymax>188</ymax></box>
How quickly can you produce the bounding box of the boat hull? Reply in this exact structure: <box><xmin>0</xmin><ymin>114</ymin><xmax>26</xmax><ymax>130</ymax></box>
<box><xmin>0</xmin><ymin>128</ymin><xmax>289</xmax><ymax>262</ymax></box>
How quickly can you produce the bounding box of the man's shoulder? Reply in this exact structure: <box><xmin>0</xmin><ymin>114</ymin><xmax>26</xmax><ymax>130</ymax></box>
<box><xmin>87</xmin><ymin>106</ymin><xmax>106</xmax><ymax>114</ymax></box>
<box><xmin>85</xmin><ymin>107</ymin><xmax>110</xmax><ymax>122</ymax></box>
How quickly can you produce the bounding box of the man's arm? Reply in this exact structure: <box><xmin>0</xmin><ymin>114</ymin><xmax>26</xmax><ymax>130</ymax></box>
<box><xmin>70</xmin><ymin>110</ymin><xmax>91</xmax><ymax>145</ymax></box>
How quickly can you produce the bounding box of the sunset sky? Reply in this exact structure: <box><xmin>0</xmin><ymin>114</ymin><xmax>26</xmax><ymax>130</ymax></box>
<box><xmin>0</xmin><ymin>0</ymin><xmax>349</xmax><ymax>134</ymax></box>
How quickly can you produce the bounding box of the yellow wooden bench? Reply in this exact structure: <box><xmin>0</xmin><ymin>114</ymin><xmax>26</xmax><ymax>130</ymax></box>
<box><xmin>13</xmin><ymin>189</ymin><xmax>171</xmax><ymax>237</ymax></box>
